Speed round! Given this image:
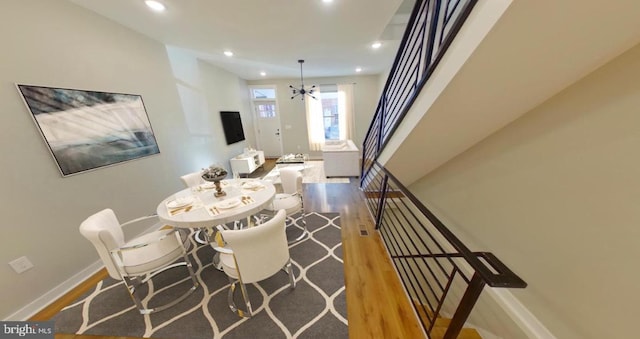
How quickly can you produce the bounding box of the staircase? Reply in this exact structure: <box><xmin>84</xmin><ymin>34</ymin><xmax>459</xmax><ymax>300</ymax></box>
<box><xmin>360</xmin><ymin>1</ymin><xmax>527</xmax><ymax>338</ymax></box>
<box><xmin>413</xmin><ymin>301</ymin><xmax>482</xmax><ymax>339</ymax></box>
<box><xmin>431</xmin><ymin>325</ymin><xmax>482</xmax><ymax>339</ymax></box>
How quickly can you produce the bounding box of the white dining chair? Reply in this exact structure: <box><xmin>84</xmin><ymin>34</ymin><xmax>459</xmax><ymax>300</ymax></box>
<box><xmin>213</xmin><ymin>209</ymin><xmax>295</xmax><ymax>318</ymax></box>
<box><xmin>79</xmin><ymin>208</ymin><xmax>198</xmax><ymax>314</ymax></box>
<box><xmin>180</xmin><ymin>170</ymin><xmax>205</xmax><ymax>188</ymax></box>
<box><xmin>262</xmin><ymin>167</ymin><xmax>308</xmax><ymax>243</ymax></box>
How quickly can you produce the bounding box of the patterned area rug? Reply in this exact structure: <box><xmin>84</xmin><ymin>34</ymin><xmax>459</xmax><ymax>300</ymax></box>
<box><xmin>262</xmin><ymin>161</ymin><xmax>351</xmax><ymax>184</ymax></box>
<box><xmin>53</xmin><ymin>212</ymin><xmax>347</xmax><ymax>339</ymax></box>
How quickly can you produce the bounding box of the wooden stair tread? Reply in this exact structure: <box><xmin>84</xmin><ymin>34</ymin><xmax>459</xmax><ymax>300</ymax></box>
<box><xmin>430</xmin><ymin>327</ymin><xmax>483</xmax><ymax>339</ymax></box>
<box><xmin>413</xmin><ymin>301</ymin><xmax>482</xmax><ymax>339</ymax></box>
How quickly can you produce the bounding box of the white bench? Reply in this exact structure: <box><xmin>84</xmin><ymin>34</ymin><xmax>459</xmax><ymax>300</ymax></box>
<box><xmin>322</xmin><ymin>140</ymin><xmax>359</xmax><ymax>177</ymax></box>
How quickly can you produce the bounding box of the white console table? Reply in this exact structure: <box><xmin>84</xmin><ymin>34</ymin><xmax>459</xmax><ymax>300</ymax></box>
<box><xmin>230</xmin><ymin>150</ymin><xmax>265</xmax><ymax>175</ymax></box>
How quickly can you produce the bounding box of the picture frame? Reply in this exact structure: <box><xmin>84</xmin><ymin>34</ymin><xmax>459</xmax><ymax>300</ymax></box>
<box><xmin>16</xmin><ymin>84</ymin><xmax>160</xmax><ymax>177</ymax></box>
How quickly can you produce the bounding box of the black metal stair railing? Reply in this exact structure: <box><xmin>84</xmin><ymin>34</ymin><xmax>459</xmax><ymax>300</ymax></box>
<box><xmin>358</xmin><ymin>1</ymin><xmax>527</xmax><ymax>337</ymax></box>
<box><xmin>361</xmin><ymin>0</ymin><xmax>478</xmax><ymax>183</ymax></box>
<box><xmin>362</xmin><ymin>162</ymin><xmax>527</xmax><ymax>339</ymax></box>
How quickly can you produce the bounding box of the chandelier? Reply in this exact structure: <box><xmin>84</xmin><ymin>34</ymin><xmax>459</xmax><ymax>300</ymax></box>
<box><xmin>289</xmin><ymin>60</ymin><xmax>316</xmax><ymax>100</ymax></box>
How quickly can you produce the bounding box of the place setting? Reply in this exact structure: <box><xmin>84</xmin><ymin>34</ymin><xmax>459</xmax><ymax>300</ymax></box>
<box><xmin>191</xmin><ymin>181</ymin><xmax>216</xmax><ymax>192</ymax></box>
<box><xmin>207</xmin><ymin>197</ymin><xmax>241</xmax><ymax>216</ymax></box>
<box><xmin>166</xmin><ymin>196</ymin><xmax>201</xmax><ymax>216</ymax></box>
<box><xmin>240</xmin><ymin>180</ymin><xmax>265</xmax><ymax>192</ymax></box>
<box><xmin>207</xmin><ymin>194</ymin><xmax>256</xmax><ymax>216</ymax></box>
<box><xmin>240</xmin><ymin>195</ymin><xmax>255</xmax><ymax>205</ymax></box>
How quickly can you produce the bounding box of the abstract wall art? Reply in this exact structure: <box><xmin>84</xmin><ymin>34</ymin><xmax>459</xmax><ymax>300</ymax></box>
<box><xmin>17</xmin><ymin>84</ymin><xmax>160</xmax><ymax>176</ymax></box>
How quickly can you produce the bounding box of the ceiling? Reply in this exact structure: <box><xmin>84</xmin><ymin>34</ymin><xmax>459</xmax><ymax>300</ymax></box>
<box><xmin>68</xmin><ymin>0</ymin><xmax>413</xmax><ymax>80</ymax></box>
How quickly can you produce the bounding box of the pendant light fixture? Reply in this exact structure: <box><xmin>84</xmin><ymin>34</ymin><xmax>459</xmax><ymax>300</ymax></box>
<box><xmin>290</xmin><ymin>60</ymin><xmax>316</xmax><ymax>100</ymax></box>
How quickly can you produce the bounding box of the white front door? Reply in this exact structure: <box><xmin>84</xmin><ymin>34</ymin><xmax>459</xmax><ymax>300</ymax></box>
<box><xmin>253</xmin><ymin>100</ymin><xmax>282</xmax><ymax>157</ymax></box>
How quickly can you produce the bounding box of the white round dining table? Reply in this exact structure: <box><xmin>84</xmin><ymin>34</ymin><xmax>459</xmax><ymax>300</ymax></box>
<box><xmin>156</xmin><ymin>179</ymin><xmax>276</xmax><ymax>229</ymax></box>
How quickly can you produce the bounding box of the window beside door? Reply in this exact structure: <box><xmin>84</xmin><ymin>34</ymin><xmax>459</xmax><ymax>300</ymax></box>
<box><xmin>305</xmin><ymin>83</ymin><xmax>355</xmax><ymax>151</ymax></box>
<box><xmin>320</xmin><ymin>90</ymin><xmax>339</xmax><ymax>140</ymax></box>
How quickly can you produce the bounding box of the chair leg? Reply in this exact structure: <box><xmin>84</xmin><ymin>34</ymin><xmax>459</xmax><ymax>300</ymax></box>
<box><xmin>285</xmin><ymin>259</ymin><xmax>296</xmax><ymax>289</ymax></box>
<box><xmin>227</xmin><ymin>277</ymin><xmax>253</xmax><ymax>318</ymax></box>
<box><xmin>183</xmin><ymin>250</ymin><xmax>200</xmax><ymax>289</ymax></box>
<box><xmin>287</xmin><ymin>210</ymin><xmax>308</xmax><ymax>244</ymax></box>
<box><xmin>121</xmin><ymin>243</ymin><xmax>199</xmax><ymax>315</ymax></box>
<box><xmin>122</xmin><ymin>275</ymin><xmax>146</xmax><ymax>313</ymax></box>
<box><xmin>300</xmin><ymin>209</ymin><xmax>307</xmax><ymax>235</ymax></box>
<box><xmin>212</xmin><ymin>252</ymin><xmax>223</xmax><ymax>271</ymax></box>
<box><xmin>120</xmin><ymin>232</ymin><xmax>200</xmax><ymax>314</ymax></box>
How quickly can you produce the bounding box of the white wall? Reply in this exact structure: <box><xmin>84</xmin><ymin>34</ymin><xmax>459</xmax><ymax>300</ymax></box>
<box><xmin>165</xmin><ymin>46</ymin><xmax>255</xmax><ymax>172</ymax></box>
<box><xmin>0</xmin><ymin>0</ymin><xmax>252</xmax><ymax>319</ymax></box>
<box><xmin>247</xmin><ymin>75</ymin><xmax>380</xmax><ymax>158</ymax></box>
<box><xmin>409</xmin><ymin>42</ymin><xmax>640</xmax><ymax>339</ymax></box>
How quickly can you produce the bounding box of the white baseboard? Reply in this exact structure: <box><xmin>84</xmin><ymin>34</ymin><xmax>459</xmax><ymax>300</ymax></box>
<box><xmin>6</xmin><ymin>223</ymin><xmax>168</xmax><ymax>321</ymax></box>
<box><xmin>6</xmin><ymin>261</ymin><xmax>104</xmax><ymax>321</ymax></box>
<box><xmin>486</xmin><ymin>288</ymin><xmax>557</xmax><ymax>339</ymax></box>
<box><xmin>476</xmin><ymin>328</ymin><xmax>502</xmax><ymax>339</ymax></box>
<box><xmin>410</xmin><ymin>291</ymin><xmax>553</xmax><ymax>339</ymax></box>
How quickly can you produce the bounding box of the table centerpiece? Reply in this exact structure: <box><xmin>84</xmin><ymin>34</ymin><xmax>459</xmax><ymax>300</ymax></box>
<box><xmin>201</xmin><ymin>165</ymin><xmax>228</xmax><ymax>197</ymax></box>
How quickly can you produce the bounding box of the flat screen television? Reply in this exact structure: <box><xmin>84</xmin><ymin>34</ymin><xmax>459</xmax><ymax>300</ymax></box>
<box><xmin>220</xmin><ymin>111</ymin><xmax>245</xmax><ymax>145</ymax></box>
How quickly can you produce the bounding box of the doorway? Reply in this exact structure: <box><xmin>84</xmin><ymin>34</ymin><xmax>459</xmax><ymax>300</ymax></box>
<box><xmin>249</xmin><ymin>86</ymin><xmax>283</xmax><ymax>158</ymax></box>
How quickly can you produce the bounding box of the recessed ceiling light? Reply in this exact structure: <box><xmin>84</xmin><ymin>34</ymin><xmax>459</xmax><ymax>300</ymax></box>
<box><xmin>224</xmin><ymin>50</ymin><xmax>234</xmax><ymax>57</ymax></box>
<box><xmin>260</xmin><ymin>71</ymin><xmax>266</xmax><ymax>77</ymax></box>
<box><xmin>144</xmin><ymin>0</ymin><xmax>166</xmax><ymax>12</ymax></box>
<box><xmin>355</xmin><ymin>67</ymin><xmax>362</xmax><ymax>73</ymax></box>
<box><xmin>371</xmin><ymin>42</ymin><xmax>382</xmax><ymax>49</ymax></box>
<box><xmin>323</xmin><ymin>0</ymin><xmax>334</xmax><ymax>3</ymax></box>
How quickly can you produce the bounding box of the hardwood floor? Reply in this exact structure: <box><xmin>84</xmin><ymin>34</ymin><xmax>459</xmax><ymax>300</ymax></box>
<box><xmin>306</xmin><ymin>180</ymin><xmax>425</xmax><ymax>339</ymax></box>
<box><xmin>31</xmin><ymin>167</ymin><xmax>425</xmax><ymax>338</ymax></box>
